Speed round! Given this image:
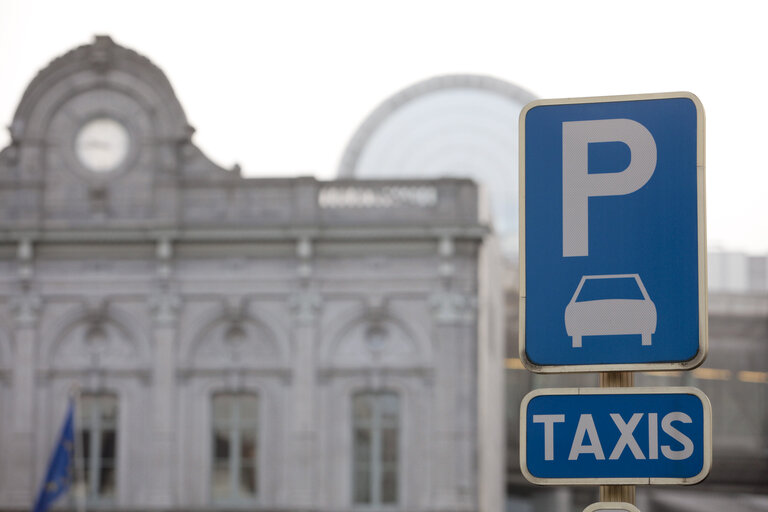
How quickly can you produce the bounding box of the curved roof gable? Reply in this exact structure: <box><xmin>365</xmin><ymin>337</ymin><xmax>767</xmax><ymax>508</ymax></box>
<box><xmin>11</xmin><ymin>35</ymin><xmax>190</xmax><ymax>143</ymax></box>
<box><xmin>0</xmin><ymin>36</ymin><xmax>240</xmax><ymax>228</ymax></box>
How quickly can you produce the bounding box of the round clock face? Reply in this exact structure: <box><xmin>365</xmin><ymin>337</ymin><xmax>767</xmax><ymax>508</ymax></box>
<box><xmin>75</xmin><ymin>118</ymin><xmax>129</xmax><ymax>173</ymax></box>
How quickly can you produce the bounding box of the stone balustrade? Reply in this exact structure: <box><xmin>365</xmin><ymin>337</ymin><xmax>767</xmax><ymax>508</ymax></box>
<box><xmin>0</xmin><ymin>177</ymin><xmax>482</xmax><ymax>232</ymax></box>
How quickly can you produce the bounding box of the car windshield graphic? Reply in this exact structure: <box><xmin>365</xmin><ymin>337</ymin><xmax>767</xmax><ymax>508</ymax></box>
<box><xmin>575</xmin><ymin>277</ymin><xmax>644</xmax><ymax>302</ymax></box>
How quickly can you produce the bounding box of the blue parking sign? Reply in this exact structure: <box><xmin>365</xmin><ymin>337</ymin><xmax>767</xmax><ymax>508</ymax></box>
<box><xmin>520</xmin><ymin>93</ymin><xmax>707</xmax><ymax>371</ymax></box>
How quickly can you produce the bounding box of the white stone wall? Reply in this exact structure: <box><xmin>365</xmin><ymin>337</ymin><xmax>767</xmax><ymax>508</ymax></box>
<box><xmin>0</xmin><ymin>236</ymin><xmax>493</xmax><ymax>511</ymax></box>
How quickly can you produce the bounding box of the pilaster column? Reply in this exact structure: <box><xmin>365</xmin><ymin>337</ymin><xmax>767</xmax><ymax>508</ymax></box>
<box><xmin>285</xmin><ymin>236</ymin><xmax>321</xmax><ymax>507</ymax></box>
<box><xmin>7</xmin><ymin>239</ymin><xmax>40</xmax><ymax>505</ymax></box>
<box><xmin>147</xmin><ymin>238</ymin><xmax>179</xmax><ymax>508</ymax></box>
<box><xmin>429</xmin><ymin>235</ymin><xmax>476</xmax><ymax>508</ymax></box>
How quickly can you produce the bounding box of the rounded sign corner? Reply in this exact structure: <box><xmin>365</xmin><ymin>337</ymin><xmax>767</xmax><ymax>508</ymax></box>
<box><xmin>518</xmin><ymin>458</ymin><xmax>543</xmax><ymax>486</ymax></box>
<box><xmin>519</xmin><ymin>349</ymin><xmax>543</xmax><ymax>373</ymax></box>
<box><xmin>678</xmin><ymin>345</ymin><xmax>708</xmax><ymax>371</ymax></box>
<box><xmin>675</xmin><ymin>91</ymin><xmax>705</xmax><ymax>117</ymax></box>
<box><xmin>683</xmin><ymin>458</ymin><xmax>712</xmax><ymax>485</ymax></box>
<box><xmin>519</xmin><ymin>99</ymin><xmax>548</xmax><ymax>123</ymax></box>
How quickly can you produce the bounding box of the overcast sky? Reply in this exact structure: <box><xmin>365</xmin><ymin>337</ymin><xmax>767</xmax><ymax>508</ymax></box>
<box><xmin>1</xmin><ymin>0</ymin><xmax>766</xmax><ymax>253</ymax></box>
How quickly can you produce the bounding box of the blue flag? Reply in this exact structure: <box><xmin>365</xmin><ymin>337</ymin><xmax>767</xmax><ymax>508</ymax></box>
<box><xmin>32</xmin><ymin>399</ymin><xmax>75</xmax><ymax>512</ymax></box>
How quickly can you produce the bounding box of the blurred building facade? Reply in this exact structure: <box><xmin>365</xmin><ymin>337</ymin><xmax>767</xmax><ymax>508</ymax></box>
<box><xmin>709</xmin><ymin>251</ymin><xmax>768</xmax><ymax>293</ymax></box>
<box><xmin>0</xmin><ymin>37</ymin><xmax>505</xmax><ymax>512</ymax></box>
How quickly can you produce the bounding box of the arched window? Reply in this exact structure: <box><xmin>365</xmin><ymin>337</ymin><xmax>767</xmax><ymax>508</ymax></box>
<box><xmin>77</xmin><ymin>393</ymin><xmax>118</xmax><ymax>503</ymax></box>
<box><xmin>211</xmin><ymin>392</ymin><xmax>259</xmax><ymax>504</ymax></box>
<box><xmin>352</xmin><ymin>391</ymin><xmax>399</xmax><ymax>505</ymax></box>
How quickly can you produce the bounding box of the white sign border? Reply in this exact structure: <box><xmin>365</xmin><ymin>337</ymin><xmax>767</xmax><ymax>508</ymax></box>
<box><xmin>584</xmin><ymin>503</ymin><xmax>641</xmax><ymax>512</ymax></box>
<box><xmin>519</xmin><ymin>386</ymin><xmax>712</xmax><ymax>486</ymax></box>
<box><xmin>519</xmin><ymin>91</ymin><xmax>708</xmax><ymax>373</ymax></box>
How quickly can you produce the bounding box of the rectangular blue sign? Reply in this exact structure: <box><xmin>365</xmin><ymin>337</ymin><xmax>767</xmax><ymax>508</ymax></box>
<box><xmin>520</xmin><ymin>388</ymin><xmax>712</xmax><ymax>485</ymax></box>
<box><xmin>520</xmin><ymin>93</ymin><xmax>707</xmax><ymax>372</ymax></box>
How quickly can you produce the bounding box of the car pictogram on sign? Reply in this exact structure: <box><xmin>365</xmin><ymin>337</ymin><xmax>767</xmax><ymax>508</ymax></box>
<box><xmin>565</xmin><ymin>274</ymin><xmax>657</xmax><ymax>348</ymax></box>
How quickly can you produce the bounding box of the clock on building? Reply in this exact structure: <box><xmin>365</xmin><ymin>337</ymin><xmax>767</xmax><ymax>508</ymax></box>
<box><xmin>75</xmin><ymin>117</ymin><xmax>130</xmax><ymax>173</ymax></box>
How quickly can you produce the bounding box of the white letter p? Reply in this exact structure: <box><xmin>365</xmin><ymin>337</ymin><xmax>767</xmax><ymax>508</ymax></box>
<box><xmin>562</xmin><ymin>119</ymin><xmax>657</xmax><ymax>257</ymax></box>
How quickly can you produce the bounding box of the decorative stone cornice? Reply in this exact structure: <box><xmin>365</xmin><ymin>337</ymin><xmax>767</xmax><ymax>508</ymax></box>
<box><xmin>175</xmin><ymin>366</ymin><xmax>292</xmax><ymax>383</ymax></box>
<box><xmin>0</xmin><ymin>224</ymin><xmax>487</xmax><ymax>243</ymax></box>
<box><xmin>38</xmin><ymin>367</ymin><xmax>151</xmax><ymax>382</ymax></box>
<box><xmin>317</xmin><ymin>366</ymin><xmax>434</xmax><ymax>383</ymax></box>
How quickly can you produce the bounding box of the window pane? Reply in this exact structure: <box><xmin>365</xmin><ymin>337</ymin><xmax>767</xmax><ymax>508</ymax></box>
<box><xmin>212</xmin><ymin>394</ymin><xmax>233</xmax><ymax>424</ymax></box>
<box><xmin>379</xmin><ymin>393</ymin><xmax>399</xmax><ymax>425</ymax></box>
<box><xmin>354</xmin><ymin>468</ymin><xmax>371</xmax><ymax>504</ymax></box>
<box><xmin>78</xmin><ymin>394</ymin><xmax>118</xmax><ymax>501</ymax></box>
<box><xmin>241</xmin><ymin>429</ymin><xmax>257</xmax><ymax>462</ymax></box>
<box><xmin>381</xmin><ymin>469</ymin><xmax>397</xmax><ymax>504</ymax></box>
<box><xmin>101</xmin><ymin>430</ymin><xmax>116</xmax><ymax>459</ymax></box>
<box><xmin>239</xmin><ymin>464</ymin><xmax>257</xmax><ymax>496</ymax></box>
<box><xmin>81</xmin><ymin>431</ymin><xmax>91</xmax><ymax>461</ymax></box>
<box><xmin>211</xmin><ymin>393</ymin><xmax>259</xmax><ymax>503</ymax></box>
<box><xmin>100</xmin><ymin>397</ymin><xmax>118</xmax><ymax>426</ymax></box>
<box><xmin>354</xmin><ymin>428</ymin><xmax>371</xmax><ymax>463</ymax></box>
<box><xmin>381</xmin><ymin>427</ymin><xmax>397</xmax><ymax>463</ymax></box>
<box><xmin>240</xmin><ymin>396</ymin><xmax>258</xmax><ymax>422</ymax></box>
<box><xmin>352</xmin><ymin>392</ymin><xmax>399</xmax><ymax>506</ymax></box>
<box><xmin>99</xmin><ymin>463</ymin><xmax>116</xmax><ymax>498</ymax></box>
<box><xmin>353</xmin><ymin>394</ymin><xmax>373</xmax><ymax>424</ymax></box>
<box><xmin>211</xmin><ymin>462</ymin><xmax>230</xmax><ymax>501</ymax></box>
<box><xmin>213</xmin><ymin>429</ymin><xmax>230</xmax><ymax>461</ymax></box>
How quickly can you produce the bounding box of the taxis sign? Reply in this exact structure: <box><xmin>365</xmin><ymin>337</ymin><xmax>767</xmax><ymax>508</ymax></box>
<box><xmin>520</xmin><ymin>388</ymin><xmax>712</xmax><ymax>485</ymax></box>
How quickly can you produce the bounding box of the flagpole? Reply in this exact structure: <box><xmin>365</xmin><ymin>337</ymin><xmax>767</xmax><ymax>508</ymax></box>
<box><xmin>70</xmin><ymin>384</ymin><xmax>87</xmax><ymax>512</ymax></box>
